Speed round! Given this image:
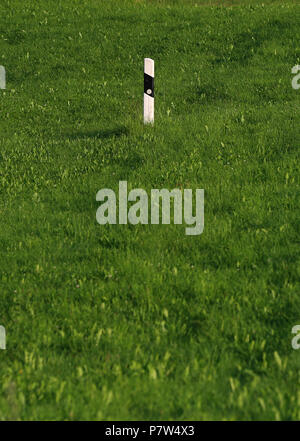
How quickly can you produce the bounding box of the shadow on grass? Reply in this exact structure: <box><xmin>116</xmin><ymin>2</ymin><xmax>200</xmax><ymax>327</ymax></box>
<box><xmin>63</xmin><ymin>126</ymin><xmax>129</xmax><ymax>141</ymax></box>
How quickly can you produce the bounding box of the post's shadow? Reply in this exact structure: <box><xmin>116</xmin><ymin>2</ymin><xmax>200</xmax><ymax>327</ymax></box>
<box><xmin>63</xmin><ymin>126</ymin><xmax>129</xmax><ymax>141</ymax></box>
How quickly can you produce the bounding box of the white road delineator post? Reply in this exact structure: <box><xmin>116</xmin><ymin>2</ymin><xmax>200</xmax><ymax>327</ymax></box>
<box><xmin>144</xmin><ymin>58</ymin><xmax>154</xmax><ymax>124</ymax></box>
<box><xmin>0</xmin><ymin>66</ymin><xmax>6</xmax><ymax>89</ymax></box>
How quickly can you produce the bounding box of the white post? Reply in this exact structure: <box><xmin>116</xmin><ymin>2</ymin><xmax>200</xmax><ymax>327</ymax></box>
<box><xmin>144</xmin><ymin>58</ymin><xmax>154</xmax><ymax>124</ymax></box>
<box><xmin>0</xmin><ymin>66</ymin><xmax>6</xmax><ymax>89</ymax></box>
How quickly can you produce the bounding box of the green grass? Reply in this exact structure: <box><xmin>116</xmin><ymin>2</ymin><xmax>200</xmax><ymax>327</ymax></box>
<box><xmin>0</xmin><ymin>0</ymin><xmax>299</xmax><ymax>421</ymax></box>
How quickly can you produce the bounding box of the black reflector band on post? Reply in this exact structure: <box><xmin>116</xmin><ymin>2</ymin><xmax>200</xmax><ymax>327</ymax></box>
<box><xmin>144</xmin><ymin>73</ymin><xmax>154</xmax><ymax>98</ymax></box>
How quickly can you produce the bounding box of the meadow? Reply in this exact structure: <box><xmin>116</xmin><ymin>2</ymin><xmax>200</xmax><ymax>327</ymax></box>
<box><xmin>0</xmin><ymin>0</ymin><xmax>299</xmax><ymax>420</ymax></box>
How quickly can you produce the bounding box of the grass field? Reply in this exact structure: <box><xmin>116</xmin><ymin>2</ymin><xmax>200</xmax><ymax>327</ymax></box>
<box><xmin>0</xmin><ymin>0</ymin><xmax>299</xmax><ymax>421</ymax></box>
